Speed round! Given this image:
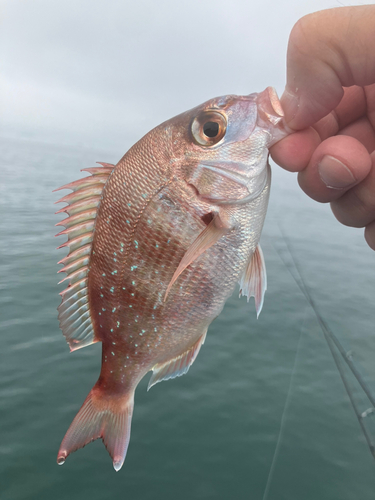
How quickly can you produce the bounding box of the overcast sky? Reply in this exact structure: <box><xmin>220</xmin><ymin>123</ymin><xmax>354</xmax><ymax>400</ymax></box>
<box><xmin>1</xmin><ymin>0</ymin><xmax>373</xmax><ymax>153</ymax></box>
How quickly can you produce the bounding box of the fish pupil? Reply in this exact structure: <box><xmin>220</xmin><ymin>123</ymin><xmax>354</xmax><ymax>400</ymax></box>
<box><xmin>203</xmin><ymin>121</ymin><xmax>219</xmax><ymax>138</ymax></box>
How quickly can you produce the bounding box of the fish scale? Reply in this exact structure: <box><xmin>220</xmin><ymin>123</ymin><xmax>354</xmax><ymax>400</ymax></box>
<box><xmin>56</xmin><ymin>87</ymin><xmax>290</xmax><ymax>471</ymax></box>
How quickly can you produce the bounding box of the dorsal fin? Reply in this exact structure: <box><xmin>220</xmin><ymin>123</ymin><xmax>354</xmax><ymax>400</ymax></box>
<box><xmin>148</xmin><ymin>330</ymin><xmax>207</xmax><ymax>390</ymax></box>
<box><xmin>55</xmin><ymin>162</ymin><xmax>114</xmax><ymax>351</ymax></box>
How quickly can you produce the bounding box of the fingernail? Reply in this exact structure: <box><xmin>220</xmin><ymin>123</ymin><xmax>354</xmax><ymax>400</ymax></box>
<box><xmin>280</xmin><ymin>89</ymin><xmax>299</xmax><ymax>123</ymax></box>
<box><xmin>318</xmin><ymin>155</ymin><xmax>356</xmax><ymax>189</ymax></box>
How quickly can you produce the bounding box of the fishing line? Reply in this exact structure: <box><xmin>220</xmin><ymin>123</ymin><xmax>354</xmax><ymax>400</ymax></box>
<box><xmin>274</xmin><ymin>226</ymin><xmax>375</xmax><ymax>460</ymax></box>
<box><xmin>262</xmin><ymin>306</ymin><xmax>307</xmax><ymax>500</ymax></box>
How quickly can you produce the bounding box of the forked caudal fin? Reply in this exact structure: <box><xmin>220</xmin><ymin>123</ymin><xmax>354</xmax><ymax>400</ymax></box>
<box><xmin>57</xmin><ymin>383</ymin><xmax>134</xmax><ymax>471</ymax></box>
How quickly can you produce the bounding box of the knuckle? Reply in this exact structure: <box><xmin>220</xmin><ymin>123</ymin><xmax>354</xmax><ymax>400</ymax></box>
<box><xmin>331</xmin><ymin>186</ymin><xmax>375</xmax><ymax>227</ymax></box>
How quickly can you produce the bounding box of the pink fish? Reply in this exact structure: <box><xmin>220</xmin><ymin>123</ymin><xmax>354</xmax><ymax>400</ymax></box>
<box><xmin>55</xmin><ymin>87</ymin><xmax>288</xmax><ymax>471</ymax></box>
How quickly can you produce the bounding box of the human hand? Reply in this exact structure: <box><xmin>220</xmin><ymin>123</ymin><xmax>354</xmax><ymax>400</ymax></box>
<box><xmin>270</xmin><ymin>6</ymin><xmax>375</xmax><ymax>250</ymax></box>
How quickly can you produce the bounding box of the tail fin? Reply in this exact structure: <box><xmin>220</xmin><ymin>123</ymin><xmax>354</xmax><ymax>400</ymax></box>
<box><xmin>57</xmin><ymin>384</ymin><xmax>134</xmax><ymax>471</ymax></box>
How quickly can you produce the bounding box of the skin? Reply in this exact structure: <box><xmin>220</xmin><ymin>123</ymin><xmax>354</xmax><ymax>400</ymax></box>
<box><xmin>270</xmin><ymin>6</ymin><xmax>375</xmax><ymax>250</ymax></box>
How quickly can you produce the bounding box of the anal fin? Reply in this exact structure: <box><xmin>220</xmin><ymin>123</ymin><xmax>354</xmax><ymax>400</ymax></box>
<box><xmin>239</xmin><ymin>244</ymin><xmax>267</xmax><ymax>318</ymax></box>
<box><xmin>148</xmin><ymin>330</ymin><xmax>207</xmax><ymax>390</ymax></box>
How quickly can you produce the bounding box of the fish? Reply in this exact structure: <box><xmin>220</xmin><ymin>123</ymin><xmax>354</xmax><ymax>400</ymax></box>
<box><xmin>55</xmin><ymin>86</ymin><xmax>289</xmax><ymax>471</ymax></box>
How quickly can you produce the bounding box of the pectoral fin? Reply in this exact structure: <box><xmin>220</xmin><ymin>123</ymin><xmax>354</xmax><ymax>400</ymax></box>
<box><xmin>164</xmin><ymin>214</ymin><xmax>229</xmax><ymax>300</ymax></box>
<box><xmin>239</xmin><ymin>244</ymin><xmax>267</xmax><ymax>318</ymax></box>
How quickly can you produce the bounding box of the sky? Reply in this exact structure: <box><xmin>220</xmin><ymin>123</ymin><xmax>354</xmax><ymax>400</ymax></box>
<box><xmin>1</xmin><ymin>0</ymin><xmax>374</xmax><ymax>153</ymax></box>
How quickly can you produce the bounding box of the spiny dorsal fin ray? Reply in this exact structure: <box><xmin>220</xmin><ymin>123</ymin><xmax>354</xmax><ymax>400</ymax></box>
<box><xmin>58</xmin><ymin>266</ymin><xmax>89</xmax><ymax>285</ymax></box>
<box><xmin>57</xmin><ymin>232</ymin><xmax>94</xmax><ymax>253</ymax></box>
<box><xmin>58</xmin><ymin>244</ymin><xmax>91</xmax><ymax>266</ymax></box>
<box><xmin>55</xmin><ymin>220</ymin><xmax>96</xmax><ymax>241</ymax></box>
<box><xmin>56</xmin><ymin>163</ymin><xmax>113</xmax><ymax>351</ymax></box>
<box><xmin>55</xmin><ymin>185</ymin><xmax>105</xmax><ymax>206</ymax></box>
<box><xmin>164</xmin><ymin>214</ymin><xmax>229</xmax><ymax>300</ymax></box>
<box><xmin>58</xmin><ymin>256</ymin><xmax>90</xmax><ymax>276</ymax></box>
<box><xmin>55</xmin><ymin>209</ymin><xmax>97</xmax><ymax>229</ymax></box>
<box><xmin>55</xmin><ymin>196</ymin><xmax>102</xmax><ymax>216</ymax></box>
<box><xmin>238</xmin><ymin>244</ymin><xmax>267</xmax><ymax>318</ymax></box>
<box><xmin>54</xmin><ymin>174</ymin><xmax>108</xmax><ymax>193</ymax></box>
<box><xmin>148</xmin><ymin>330</ymin><xmax>207</xmax><ymax>390</ymax></box>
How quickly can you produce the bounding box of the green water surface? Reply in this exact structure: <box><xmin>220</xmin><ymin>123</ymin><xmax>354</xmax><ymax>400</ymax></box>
<box><xmin>1</xmin><ymin>137</ymin><xmax>374</xmax><ymax>500</ymax></box>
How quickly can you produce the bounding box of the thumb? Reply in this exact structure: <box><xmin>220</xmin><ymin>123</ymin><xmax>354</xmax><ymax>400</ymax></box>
<box><xmin>282</xmin><ymin>6</ymin><xmax>375</xmax><ymax>130</ymax></box>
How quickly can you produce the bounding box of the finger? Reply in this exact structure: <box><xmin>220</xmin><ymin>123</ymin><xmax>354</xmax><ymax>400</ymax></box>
<box><xmin>338</xmin><ymin>117</ymin><xmax>375</xmax><ymax>153</ymax></box>
<box><xmin>334</xmin><ymin>86</ymin><xmax>367</xmax><ymax>130</ymax></box>
<box><xmin>331</xmin><ymin>151</ymin><xmax>375</xmax><ymax>227</ymax></box>
<box><xmin>312</xmin><ymin>86</ymin><xmax>366</xmax><ymax>140</ymax></box>
<box><xmin>366</xmin><ymin>83</ymin><xmax>375</xmax><ymax>130</ymax></box>
<box><xmin>281</xmin><ymin>6</ymin><xmax>375</xmax><ymax>129</ymax></box>
<box><xmin>297</xmin><ymin>136</ymin><xmax>372</xmax><ymax>203</ymax></box>
<box><xmin>364</xmin><ymin>220</ymin><xmax>375</xmax><ymax>251</ymax></box>
<box><xmin>270</xmin><ymin>128</ymin><xmax>320</xmax><ymax>172</ymax></box>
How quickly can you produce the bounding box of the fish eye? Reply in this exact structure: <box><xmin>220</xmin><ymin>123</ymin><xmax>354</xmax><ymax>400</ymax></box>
<box><xmin>203</xmin><ymin>121</ymin><xmax>219</xmax><ymax>138</ymax></box>
<box><xmin>191</xmin><ymin>111</ymin><xmax>227</xmax><ymax>147</ymax></box>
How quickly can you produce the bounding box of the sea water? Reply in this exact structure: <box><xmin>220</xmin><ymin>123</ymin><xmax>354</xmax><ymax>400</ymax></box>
<box><xmin>1</xmin><ymin>136</ymin><xmax>374</xmax><ymax>500</ymax></box>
